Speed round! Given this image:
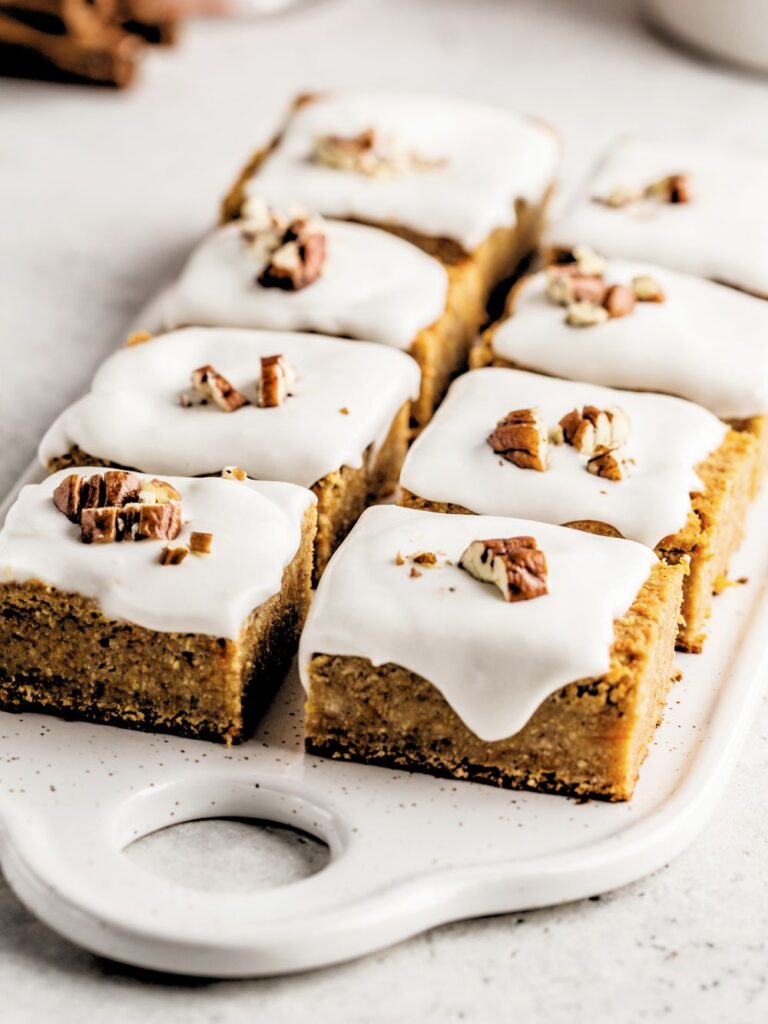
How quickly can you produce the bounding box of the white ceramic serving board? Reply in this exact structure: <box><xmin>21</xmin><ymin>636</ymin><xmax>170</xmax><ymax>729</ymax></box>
<box><xmin>0</xmin><ymin>462</ymin><xmax>767</xmax><ymax>978</ymax></box>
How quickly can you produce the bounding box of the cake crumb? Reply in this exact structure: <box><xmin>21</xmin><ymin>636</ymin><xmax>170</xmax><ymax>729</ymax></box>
<box><xmin>339</xmin><ymin>407</ymin><xmax>350</xmax><ymax>415</ymax></box>
<box><xmin>412</xmin><ymin>551</ymin><xmax>437</xmax><ymax>566</ymax></box>
<box><xmin>394</xmin><ymin>552</ymin><xmax>405</xmax><ymax>566</ymax></box>
<box><xmin>409</xmin><ymin>567</ymin><xmax>422</xmax><ymax>578</ymax></box>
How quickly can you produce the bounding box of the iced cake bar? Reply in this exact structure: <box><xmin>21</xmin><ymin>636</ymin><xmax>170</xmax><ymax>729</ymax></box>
<box><xmin>0</xmin><ymin>469</ymin><xmax>316</xmax><ymax>742</ymax></box>
<box><xmin>301</xmin><ymin>505</ymin><xmax>684</xmax><ymax>801</ymax></box>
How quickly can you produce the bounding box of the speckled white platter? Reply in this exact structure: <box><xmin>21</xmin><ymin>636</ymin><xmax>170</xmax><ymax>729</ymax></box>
<box><xmin>1</xmin><ymin>457</ymin><xmax>767</xmax><ymax>978</ymax></box>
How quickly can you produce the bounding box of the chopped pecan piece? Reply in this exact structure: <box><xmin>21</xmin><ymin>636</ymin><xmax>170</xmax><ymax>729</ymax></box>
<box><xmin>258</xmin><ymin>216</ymin><xmax>327</xmax><ymax>292</ymax></box>
<box><xmin>603</xmin><ymin>284</ymin><xmax>636</xmax><ymax>318</ymax></box>
<box><xmin>104</xmin><ymin>470</ymin><xmax>141</xmax><ymax>508</ymax></box>
<box><xmin>80</xmin><ymin>473</ymin><xmax>106</xmax><ymax>512</ymax></box>
<box><xmin>159</xmin><ymin>545</ymin><xmax>189</xmax><ymax>566</ymax></box>
<box><xmin>221</xmin><ymin>465</ymin><xmax>247</xmax><ymax>481</ymax></box>
<box><xmin>184</xmin><ymin>365</ymin><xmax>249</xmax><ymax>412</ymax></box>
<box><xmin>459</xmin><ymin>536</ymin><xmax>548</xmax><ymax>603</ymax></box>
<box><xmin>412</xmin><ymin>551</ymin><xmax>437</xmax><ymax>567</ymax></box>
<box><xmin>632</xmin><ymin>274</ymin><xmax>666</xmax><ymax>302</ymax></box>
<box><xmin>646</xmin><ymin>173</ymin><xmax>691</xmax><ymax>204</ymax></box>
<box><xmin>52</xmin><ymin>474</ymin><xmax>84</xmax><ymax>522</ymax></box>
<box><xmin>129</xmin><ymin>503</ymin><xmax>183</xmax><ymax>542</ymax></box>
<box><xmin>189</xmin><ymin>531</ymin><xmax>213</xmax><ymax>556</ymax></box>
<box><xmin>313</xmin><ymin>127</ymin><xmax>445</xmax><ymax>177</ymax></box>
<box><xmin>80</xmin><ymin>507</ymin><xmax>118</xmax><ymax>544</ymax></box>
<box><xmin>138</xmin><ymin>478</ymin><xmax>181</xmax><ymax>505</ymax></box>
<box><xmin>487</xmin><ymin>407</ymin><xmax>549</xmax><ymax>472</ymax></box>
<box><xmin>549</xmin><ymin>244</ymin><xmax>607</xmax><ymax>278</ymax></box>
<box><xmin>258</xmin><ymin>354</ymin><xmax>296</xmax><ymax>408</ymax></box>
<box><xmin>566</xmin><ymin>300</ymin><xmax>609</xmax><ymax>327</ymax></box>
<box><xmin>587</xmin><ymin>446</ymin><xmax>629</xmax><ymax>482</ymax></box>
<box><xmin>547</xmin><ymin>269</ymin><xmax>608</xmax><ymax>307</ymax></box>
<box><xmin>559</xmin><ymin>405</ymin><xmax>630</xmax><ymax>456</ymax></box>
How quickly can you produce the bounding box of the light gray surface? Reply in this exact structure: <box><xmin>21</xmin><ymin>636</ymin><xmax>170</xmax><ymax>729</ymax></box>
<box><xmin>1</xmin><ymin>0</ymin><xmax>767</xmax><ymax>1019</ymax></box>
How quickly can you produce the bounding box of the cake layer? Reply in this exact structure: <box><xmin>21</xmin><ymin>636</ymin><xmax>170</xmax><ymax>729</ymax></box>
<box><xmin>39</xmin><ymin>327</ymin><xmax>420</xmax><ymax>488</ymax></box>
<box><xmin>161</xmin><ymin>219</ymin><xmax>448</xmax><ymax>351</ymax></box>
<box><xmin>477</xmin><ymin>258</ymin><xmax>768</xmax><ymax>421</ymax></box>
<box><xmin>226</xmin><ymin>91</ymin><xmax>559</xmax><ymax>254</ymax></box>
<box><xmin>553</xmin><ymin>138</ymin><xmax>768</xmax><ymax>297</ymax></box>
<box><xmin>400</xmin><ymin>368</ymin><xmax>727</xmax><ymax>549</ymax></box>
<box><xmin>0</xmin><ymin>469</ymin><xmax>315</xmax><ymax>639</ymax></box>
<box><xmin>299</xmin><ymin>505</ymin><xmax>658</xmax><ymax>743</ymax></box>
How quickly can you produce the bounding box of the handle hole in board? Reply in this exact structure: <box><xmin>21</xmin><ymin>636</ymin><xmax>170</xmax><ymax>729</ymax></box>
<box><xmin>124</xmin><ymin>816</ymin><xmax>330</xmax><ymax>893</ymax></box>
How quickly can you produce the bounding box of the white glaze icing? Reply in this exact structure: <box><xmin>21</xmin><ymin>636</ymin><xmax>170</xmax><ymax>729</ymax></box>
<box><xmin>244</xmin><ymin>91</ymin><xmax>560</xmax><ymax>251</ymax></box>
<box><xmin>0</xmin><ymin>469</ymin><xmax>315</xmax><ymax>639</ymax></box>
<box><xmin>401</xmin><ymin>368</ymin><xmax>726</xmax><ymax>549</ymax></box>
<box><xmin>490</xmin><ymin>259</ymin><xmax>768</xmax><ymax>420</ymax></box>
<box><xmin>38</xmin><ymin>328</ymin><xmax>421</xmax><ymax>487</ymax></box>
<box><xmin>161</xmin><ymin>220</ymin><xmax>449</xmax><ymax>351</ymax></box>
<box><xmin>555</xmin><ymin>138</ymin><xmax>768</xmax><ymax>296</ymax></box>
<box><xmin>298</xmin><ymin>505</ymin><xmax>657</xmax><ymax>742</ymax></box>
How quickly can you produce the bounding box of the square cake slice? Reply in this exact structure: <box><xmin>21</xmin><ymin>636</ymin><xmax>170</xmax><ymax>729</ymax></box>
<box><xmin>552</xmin><ymin>138</ymin><xmax>768</xmax><ymax>297</ymax></box>
<box><xmin>221</xmin><ymin>90</ymin><xmax>558</xmax><ymax>326</ymax></box>
<box><xmin>160</xmin><ymin>214</ymin><xmax>479</xmax><ymax>429</ymax></box>
<box><xmin>400</xmin><ymin>368</ymin><xmax>757</xmax><ymax>653</ymax></box>
<box><xmin>301</xmin><ymin>506</ymin><xmax>684</xmax><ymax>802</ymax></box>
<box><xmin>39</xmin><ymin>327</ymin><xmax>420</xmax><ymax>579</ymax></box>
<box><xmin>0</xmin><ymin>470</ymin><xmax>317</xmax><ymax>743</ymax></box>
<box><xmin>472</xmin><ymin>251</ymin><xmax>768</xmax><ymax>483</ymax></box>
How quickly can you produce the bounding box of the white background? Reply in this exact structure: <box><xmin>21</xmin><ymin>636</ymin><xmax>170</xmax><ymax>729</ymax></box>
<box><xmin>1</xmin><ymin>0</ymin><xmax>767</xmax><ymax>1019</ymax></box>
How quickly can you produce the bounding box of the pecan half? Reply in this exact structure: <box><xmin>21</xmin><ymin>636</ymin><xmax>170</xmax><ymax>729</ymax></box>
<box><xmin>459</xmin><ymin>536</ymin><xmax>549</xmax><ymax>603</ymax></box>
<box><xmin>487</xmin><ymin>407</ymin><xmax>549</xmax><ymax>472</ymax></box>
<box><xmin>53</xmin><ymin>470</ymin><xmax>182</xmax><ymax>544</ymax></box>
<box><xmin>258</xmin><ymin>354</ymin><xmax>296</xmax><ymax>408</ymax></box>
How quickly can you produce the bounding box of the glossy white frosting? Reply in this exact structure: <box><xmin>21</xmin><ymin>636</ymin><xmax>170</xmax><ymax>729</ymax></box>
<box><xmin>490</xmin><ymin>259</ymin><xmax>768</xmax><ymax>420</ymax></box>
<box><xmin>555</xmin><ymin>138</ymin><xmax>768</xmax><ymax>296</ymax></box>
<box><xmin>38</xmin><ymin>328</ymin><xmax>421</xmax><ymax>487</ymax></box>
<box><xmin>401</xmin><ymin>368</ymin><xmax>726</xmax><ymax>549</ymax></box>
<box><xmin>0</xmin><ymin>469</ymin><xmax>315</xmax><ymax>639</ymax></box>
<box><xmin>244</xmin><ymin>91</ymin><xmax>560</xmax><ymax>251</ymax></box>
<box><xmin>299</xmin><ymin>505</ymin><xmax>657</xmax><ymax>742</ymax></box>
<box><xmin>161</xmin><ymin>220</ymin><xmax>449</xmax><ymax>351</ymax></box>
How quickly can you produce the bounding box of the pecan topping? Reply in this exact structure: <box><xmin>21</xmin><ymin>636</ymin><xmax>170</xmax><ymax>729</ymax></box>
<box><xmin>52</xmin><ymin>471</ymin><xmax>182</xmax><ymax>544</ymax></box>
<box><xmin>80</xmin><ymin>507</ymin><xmax>119</xmax><ymax>544</ymax></box>
<box><xmin>313</xmin><ymin>127</ymin><xmax>446</xmax><ymax>177</ymax></box>
<box><xmin>459</xmin><ymin>536</ymin><xmax>548</xmax><ymax>603</ymax></box>
<box><xmin>488</xmin><ymin>407</ymin><xmax>549</xmax><ymax>472</ymax></box>
<box><xmin>549</xmin><ymin>244</ymin><xmax>607</xmax><ymax>279</ymax></box>
<box><xmin>594</xmin><ymin>172</ymin><xmax>691</xmax><ymax>208</ymax></box>
<box><xmin>646</xmin><ymin>173</ymin><xmax>691</xmax><ymax>204</ymax></box>
<box><xmin>547</xmin><ymin>270</ymin><xmax>608</xmax><ymax>307</ymax></box>
<box><xmin>412</xmin><ymin>551</ymin><xmax>437</xmax><ymax>567</ymax></box>
<box><xmin>566</xmin><ymin>300</ymin><xmax>609</xmax><ymax>327</ymax></box>
<box><xmin>632</xmin><ymin>274</ymin><xmax>666</xmax><ymax>302</ymax></box>
<box><xmin>53</xmin><ymin>474</ymin><xmax>84</xmax><ymax>523</ymax></box>
<box><xmin>159</xmin><ymin>545</ymin><xmax>189</xmax><ymax>566</ymax></box>
<box><xmin>603</xmin><ymin>284</ymin><xmax>635</xmax><ymax>319</ymax></box>
<box><xmin>258</xmin><ymin>354</ymin><xmax>296</xmax><ymax>408</ymax></box>
<box><xmin>221</xmin><ymin>465</ymin><xmax>247</xmax><ymax>481</ymax></box>
<box><xmin>189</xmin><ymin>531</ymin><xmax>213</xmax><ymax>556</ymax></box>
<box><xmin>557</xmin><ymin>405</ymin><xmax>630</xmax><ymax>456</ymax></box>
<box><xmin>587</xmin><ymin>446</ymin><xmax>630</xmax><ymax>482</ymax></box>
<box><xmin>183</xmin><ymin>365</ymin><xmax>249</xmax><ymax>412</ymax></box>
<box><xmin>258</xmin><ymin>217</ymin><xmax>326</xmax><ymax>292</ymax></box>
